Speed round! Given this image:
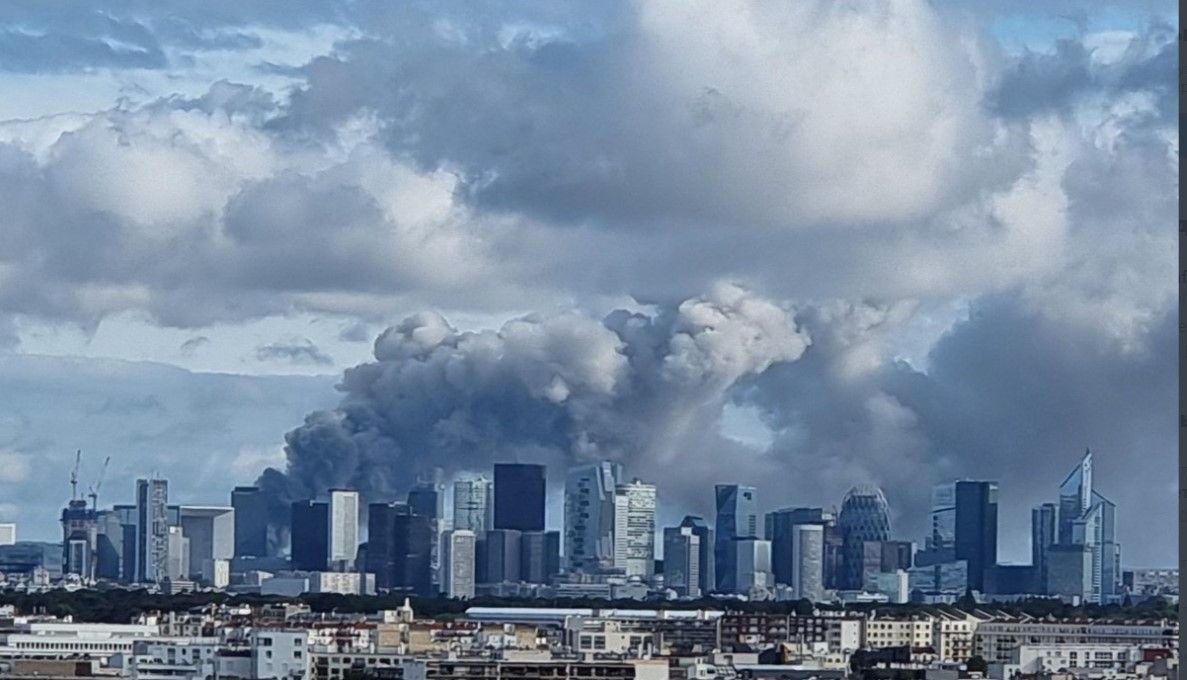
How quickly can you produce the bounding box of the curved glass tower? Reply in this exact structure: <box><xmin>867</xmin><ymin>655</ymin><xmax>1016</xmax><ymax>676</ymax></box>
<box><xmin>837</xmin><ymin>484</ymin><xmax>891</xmax><ymax>590</ymax></box>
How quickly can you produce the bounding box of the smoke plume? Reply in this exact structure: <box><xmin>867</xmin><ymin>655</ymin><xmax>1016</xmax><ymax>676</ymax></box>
<box><xmin>257</xmin><ymin>284</ymin><xmax>809</xmax><ymax>535</ymax></box>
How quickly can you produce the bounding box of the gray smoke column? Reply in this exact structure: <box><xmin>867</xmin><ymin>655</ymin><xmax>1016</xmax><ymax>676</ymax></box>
<box><xmin>256</xmin><ymin>284</ymin><xmax>809</xmax><ymax>538</ymax></box>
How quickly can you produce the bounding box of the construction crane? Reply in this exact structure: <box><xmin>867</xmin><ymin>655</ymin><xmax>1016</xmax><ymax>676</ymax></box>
<box><xmin>88</xmin><ymin>456</ymin><xmax>111</xmax><ymax>511</ymax></box>
<box><xmin>70</xmin><ymin>449</ymin><xmax>82</xmax><ymax>501</ymax></box>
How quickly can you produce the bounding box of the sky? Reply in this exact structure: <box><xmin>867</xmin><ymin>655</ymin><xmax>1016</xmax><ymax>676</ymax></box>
<box><xmin>0</xmin><ymin>0</ymin><xmax>1176</xmax><ymax>566</ymax></box>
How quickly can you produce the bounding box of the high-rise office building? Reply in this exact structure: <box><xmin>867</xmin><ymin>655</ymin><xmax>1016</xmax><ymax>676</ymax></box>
<box><xmin>837</xmin><ymin>485</ymin><xmax>890</xmax><ymax>590</ymax></box>
<box><xmin>291</xmin><ymin>500</ymin><xmax>329</xmax><ymax>571</ymax></box>
<box><xmin>171</xmin><ymin>506</ymin><xmax>234</xmax><ymax>584</ymax></box>
<box><xmin>408</xmin><ymin>481</ymin><xmax>442</xmax><ymax>586</ymax></box>
<box><xmin>520</xmin><ymin>530</ymin><xmax>561</xmax><ymax>584</ymax></box>
<box><xmin>677</xmin><ymin>516</ymin><xmax>714</xmax><ymax>595</ymax></box>
<box><xmin>564</xmin><ymin>461</ymin><xmax>623</xmax><ymax>573</ymax></box>
<box><xmin>478</xmin><ymin>529</ymin><xmax>522</xmax><ymax>584</ymax></box>
<box><xmin>328</xmin><ymin>489</ymin><xmax>360</xmax><ymax>570</ymax></box>
<box><xmin>613</xmin><ymin>480</ymin><xmax>656</xmax><ymax>579</ymax></box>
<box><xmin>453</xmin><ymin>476</ymin><xmax>493</xmax><ymax>532</ymax></box>
<box><xmin>766</xmin><ymin>507</ymin><xmax>834</xmax><ymax>588</ymax></box>
<box><xmin>232</xmin><ymin>486</ymin><xmax>268</xmax><ymax>558</ymax></box>
<box><xmin>135</xmin><ymin>478</ymin><xmax>169</xmax><ymax>583</ymax></box>
<box><xmin>442</xmin><ymin>529</ymin><xmax>476</xmax><ymax>599</ymax></box>
<box><xmin>880</xmin><ymin>540</ymin><xmax>914</xmax><ymax>572</ymax></box>
<box><xmin>924</xmin><ymin>480</ymin><xmax>998</xmax><ymax>592</ymax></box>
<box><xmin>790</xmin><ymin>524</ymin><xmax>824</xmax><ymax>602</ymax></box>
<box><xmin>493</xmin><ymin>464</ymin><xmax>546</xmax><ymax>532</ymax></box>
<box><xmin>731</xmin><ymin>537</ymin><xmax>772</xmax><ymax>594</ymax></box>
<box><xmin>1049</xmin><ymin>450</ymin><xmax>1121</xmax><ymax>604</ymax></box>
<box><xmin>662</xmin><ymin>525</ymin><xmax>702</xmax><ymax>598</ymax></box>
<box><xmin>0</xmin><ymin>524</ymin><xmax>14</xmax><ymax>546</ymax></box>
<box><xmin>96</xmin><ymin>507</ymin><xmax>133</xmax><ymax>582</ymax></box>
<box><xmin>714</xmin><ymin>485</ymin><xmax>758</xmax><ymax>592</ymax></box>
<box><xmin>165</xmin><ymin>526</ymin><xmax>190</xmax><ymax>582</ymax></box>
<box><xmin>61</xmin><ymin>499</ymin><xmax>98</xmax><ymax>580</ymax></box>
<box><xmin>366</xmin><ymin>502</ymin><xmax>433</xmax><ymax>595</ymax></box>
<box><xmin>1031</xmin><ymin>502</ymin><xmax>1056</xmax><ymax>588</ymax></box>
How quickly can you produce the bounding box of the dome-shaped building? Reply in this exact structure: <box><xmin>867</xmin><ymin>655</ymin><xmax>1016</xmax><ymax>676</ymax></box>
<box><xmin>837</xmin><ymin>485</ymin><xmax>891</xmax><ymax>590</ymax></box>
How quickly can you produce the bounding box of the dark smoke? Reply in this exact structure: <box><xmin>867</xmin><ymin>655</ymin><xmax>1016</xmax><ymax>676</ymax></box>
<box><xmin>256</xmin><ymin>284</ymin><xmax>810</xmax><ymax>541</ymax></box>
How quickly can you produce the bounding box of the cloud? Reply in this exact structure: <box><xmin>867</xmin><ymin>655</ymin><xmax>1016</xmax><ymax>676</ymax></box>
<box><xmin>255</xmin><ymin>338</ymin><xmax>334</xmax><ymax>366</ymax></box>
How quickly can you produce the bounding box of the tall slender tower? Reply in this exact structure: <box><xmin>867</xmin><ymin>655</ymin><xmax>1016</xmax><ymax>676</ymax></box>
<box><xmin>564</xmin><ymin>461</ymin><xmax>623</xmax><ymax>573</ymax></box>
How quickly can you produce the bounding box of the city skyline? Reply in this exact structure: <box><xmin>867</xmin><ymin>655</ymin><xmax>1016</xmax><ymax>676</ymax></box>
<box><xmin>0</xmin><ymin>0</ymin><xmax>1175</xmax><ymax>572</ymax></box>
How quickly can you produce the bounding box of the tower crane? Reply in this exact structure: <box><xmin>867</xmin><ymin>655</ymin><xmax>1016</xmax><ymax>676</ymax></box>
<box><xmin>70</xmin><ymin>450</ymin><xmax>82</xmax><ymax>501</ymax></box>
<box><xmin>88</xmin><ymin>456</ymin><xmax>111</xmax><ymax>511</ymax></box>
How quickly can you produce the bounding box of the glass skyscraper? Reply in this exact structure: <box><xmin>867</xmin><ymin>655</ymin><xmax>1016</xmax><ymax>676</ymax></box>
<box><xmin>493</xmin><ymin>463</ymin><xmax>546</xmax><ymax>532</ymax></box>
<box><xmin>925</xmin><ymin>480</ymin><xmax>998</xmax><ymax>592</ymax></box>
<box><xmin>1048</xmin><ymin>449</ymin><xmax>1121</xmax><ymax>604</ymax></box>
<box><xmin>564</xmin><ymin>461</ymin><xmax>622</xmax><ymax>572</ymax></box>
<box><xmin>714</xmin><ymin>485</ymin><xmax>758</xmax><ymax>593</ymax></box>
<box><xmin>837</xmin><ymin>485</ymin><xmax>890</xmax><ymax>590</ymax></box>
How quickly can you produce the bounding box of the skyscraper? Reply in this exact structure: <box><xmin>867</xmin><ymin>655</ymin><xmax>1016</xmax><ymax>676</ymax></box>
<box><xmin>791</xmin><ymin>524</ymin><xmax>825</xmax><ymax>602</ymax></box>
<box><xmin>612</xmin><ymin>480</ymin><xmax>656</xmax><ymax>579</ymax></box>
<box><xmin>173</xmin><ymin>506</ymin><xmax>234</xmax><ymax>583</ymax></box>
<box><xmin>837</xmin><ymin>485</ymin><xmax>890</xmax><ymax>590</ymax></box>
<box><xmin>662</xmin><ymin>525</ymin><xmax>702</xmax><ymax>597</ymax></box>
<box><xmin>1049</xmin><ymin>450</ymin><xmax>1121</xmax><ymax>604</ymax></box>
<box><xmin>442</xmin><ymin>529</ymin><xmax>476</xmax><ymax>599</ymax></box>
<box><xmin>328</xmin><ymin>489</ymin><xmax>360</xmax><ymax>570</ymax></box>
<box><xmin>453</xmin><ymin>476</ymin><xmax>493</xmax><ymax>532</ymax></box>
<box><xmin>493</xmin><ymin>463</ymin><xmax>546</xmax><ymax>532</ymax></box>
<box><xmin>1058</xmin><ymin>451</ymin><xmax>1093</xmax><ymax>545</ymax></box>
<box><xmin>564</xmin><ymin>461</ymin><xmax>623</xmax><ymax>573</ymax></box>
<box><xmin>290</xmin><ymin>500</ymin><xmax>329</xmax><ymax>571</ymax></box>
<box><xmin>478</xmin><ymin>529</ymin><xmax>522</xmax><ymax>584</ymax></box>
<box><xmin>1031</xmin><ymin>502</ymin><xmax>1056</xmax><ymax>588</ymax></box>
<box><xmin>925</xmin><ymin>480</ymin><xmax>998</xmax><ymax>592</ymax></box>
<box><xmin>678</xmin><ymin>515</ymin><xmax>714</xmax><ymax>595</ymax></box>
<box><xmin>61</xmin><ymin>499</ymin><xmax>97</xmax><ymax>580</ymax></box>
<box><xmin>766</xmin><ymin>507</ymin><xmax>834</xmax><ymax>588</ymax></box>
<box><xmin>731</xmin><ymin>537</ymin><xmax>772</xmax><ymax>594</ymax></box>
<box><xmin>366</xmin><ymin>502</ymin><xmax>433</xmax><ymax>595</ymax></box>
<box><xmin>408</xmin><ymin>481</ymin><xmax>442</xmax><ymax>586</ymax></box>
<box><xmin>135</xmin><ymin>478</ymin><xmax>169</xmax><ymax>583</ymax></box>
<box><xmin>520</xmin><ymin>530</ymin><xmax>561</xmax><ymax>583</ymax></box>
<box><xmin>231</xmin><ymin>486</ymin><xmax>268</xmax><ymax>558</ymax></box>
<box><xmin>714</xmin><ymin>485</ymin><xmax>758</xmax><ymax>592</ymax></box>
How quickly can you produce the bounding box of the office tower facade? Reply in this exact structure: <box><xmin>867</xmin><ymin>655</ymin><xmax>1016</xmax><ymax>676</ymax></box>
<box><xmin>328</xmin><ymin>489</ymin><xmax>360</xmax><ymax>570</ymax></box>
<box><xmin>0</xmin><ymin>524</ymin><xmax>14</xmax><ymax>546</ymax></box>
<box><xmin>880</xmin><ymin>540</ymin><xmax>914</xmax><ymax>572</ymax></box>
<box><xmin>715</xmin><ymin>485</ymin><xmax>758</xmax><ymax>592</ymax></box>
<box><xmin>95</xmin><ymin>507</ymin><xmax>131</xmax><ymax>582</ymax></box>
<box><xmin>453</xmin><ymin>476</ymin><xmax>493</xmax><ymax>532</ymax></box>
<box><xmin>520</xmin><ymin>530</ymin><xmax>561</xmax><ymax>583</ymax></box>
<box><xmin>442</xmin><ymin>530</ymin><xmax>476</xmax><ymax>599</ymax></box>
<box><xmin>564</xmin><ymin>461</ymin><xmax>623</xmax><ymax>573</ymax></box>
<box><xmin>61</xmin><ymin>499</ymin><xmax>98</xmax><ymax>579</ymax></box>
<box><xmin>837</xmin><ymin>485</ymin><xmax>891</xmax><ymax>590</ymax></box>
<box><xmin>678</xmin><ymin>516</ymin><xmax>714</xmax><ymax>595</ymax></box>
<box><xmin>408</xmin><ymin>481</ymin><xmax>442</xmax><ymax>586</ymax></box>
<box><xmin>165</xmin><ymin>526</ymin><xmax>190</xmax><ymax>581</ymax></box>
<box><xmin>478</xmin><ymin>529</ymin><xmax>522</xmax><ymax>584</ymax></box>
<box><xmin>732</xmin><ymin>537</ymin><xmax>772</xmax><ymax>594</ymax></box>
<box><xmin>1050</xmin><ymin>450</ymin><xmax>1121</xmax><ymax>604</ymax></box>
<box><xmin>291</xmin><ymin>500</ymin><xmax>329</xmax><ymax>571</ymax></box>
<box><xmin>925</xmin><ymin>480</ymin><xmax>998</xmax><ymax>591</ymax></box>
<box><xmin>232</xmin><ymin>486</ymin><xmax>269</xmax><ymax>558</ymax></box>
<box><xmin>1058</xmin><ymin>451</ymin><xmax>1093</xmax><ymax>545</ymax></box>
<box><xmin>663</xmin><ymin>525</ymin><xmax>702</xmax><ymax>597</ymax></box>
<box><xmin>172</xmin><ymin>506</ymin><xmax>234</xmax><ymax>582</ymax></box>
<box><xmin>367</xmin><ymin>502</ymin><xmax>433</xmax><ymax>595</ymax></box>
<box><xmin>791</xmin><ymin>524</ymin><xmax>825</xmax><ymax>602</ymax></box>
<box><xmin>613</xmin><ymin>480</ymin><xmax>656</xmax><ymax>579</ymax></box>
<box><xmin>135</xmin><ymin>478</ymin><xmax>169</xmax><ymax>583</ymax></box>
<box><xmin>766</xmin><ymin>507</ymin><xmax>834</xmax><ymax>588</ymax></box>
<box><xmin>493</xmin><ymin>464</ymin><xmax>546</xmax><ymax>531</ymax></box>
<box><xmin>1031</xmin><ymin>503</ymin><xmax>1056</xmax><ymax>588</ymax></box>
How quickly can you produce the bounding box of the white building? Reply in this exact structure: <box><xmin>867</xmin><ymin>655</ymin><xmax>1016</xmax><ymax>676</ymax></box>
<box><xmin>0</xmin><ymin>622</ymin><xmax>175</xmax><ymax>662</ymax></box>
<box><xmin>865</xmin><ymin>570</ymin><xmax>910</xmax><ymax>604</ymax></box>
<box><xmin>733</xmin><ymin>538</ymin><xmax>772</xmax><ymax>595</ymax></box>
<box><xmin>252</xmin><ymin>629</ymin><xmax>309</xmax><ymax>680</ymax></box>
<box><xmin>328</xmin><ymin>489</ymin><xmax>359</xmax><ymax>570</ymax></box>
<box><xmin>565</xmin><ymin>462</ymin><xmax>623</xmax><ymax>573</ymax></box>
<box><xmin>452</xmin><ymin>476</ymin><xmax>493</xmax><ymax>533</ymax></box>
<box><xmin>974</xmin><ymin>619</ymin><xmax>1177</xmax><ymax>665</ymax></box>
<box><xmin>862</xmin><ymin>616</ymin><xmax>934</xmax><ymax>649</ymax></box>
<box><xmin>171</xmin><ymin>505</ymin><xmax>234</xmax><ymax>584</ymax></box>
<box><xmin>613</xmin><ymin>480</ymin><xmax>656</xmax><ymax>579</ymax></box>
<box><xmin>443</xmin><ymin>530</ymin><xmax>477</xmax><ymax>599</ymax></box>
<box><xmin>791</xmin><ymin>524</ymin><xmax>824</xmax><ymax>602</ymax></box>
<box><xmin>0</xmin><ymin>523</ymin><xmax>15</xmax><ymax>546</ymax></box>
